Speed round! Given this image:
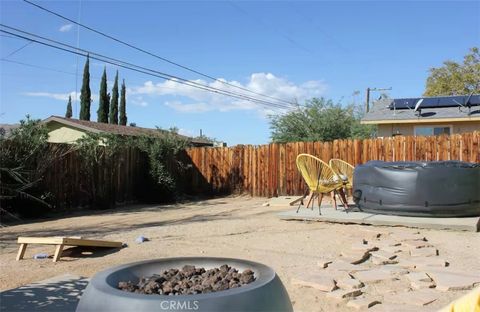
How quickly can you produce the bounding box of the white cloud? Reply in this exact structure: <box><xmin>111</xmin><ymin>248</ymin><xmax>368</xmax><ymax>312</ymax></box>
<box><xmin>129</xmin><ymin>73</ymin><xmax>327</xmax><ymax>114</ymax></box>
<box><xmin>59</xmin><ymin>24</ymin><xmax>73</xmax><ymax>32</ymax></box>
<box><xmin>25</xmin><ymin>91</ymin><xmax>98</xmax><ymax>102</ymax></box>
<box><xmin>130</xmin><ymin>96</ymin><xmax>148</xmax><ymax>107</ymax></box>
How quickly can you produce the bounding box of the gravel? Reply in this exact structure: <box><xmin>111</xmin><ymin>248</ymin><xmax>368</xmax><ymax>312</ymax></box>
<box><xmin>118</xmin><ymin>264</ymin><xmax>256</xmax><ymax>295</ymax></box>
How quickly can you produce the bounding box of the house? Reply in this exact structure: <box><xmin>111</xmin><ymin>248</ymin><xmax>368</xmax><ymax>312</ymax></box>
<box><xmin>361</xmin><ymin>95</ymin><xmax>480</xmax><ymax>137</ymax></box>
<box><xmin>0</xmin><ymin>124</ymin><xmax>19</xmax><ymax>138</ymax></box>
<box><xmin>42</xmin><ymin>116</ymin><xmax>214</xmax><ymax>147</ymax></box>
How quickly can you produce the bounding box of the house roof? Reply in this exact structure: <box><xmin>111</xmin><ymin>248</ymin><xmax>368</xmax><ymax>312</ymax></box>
<box><xmin>362</xmin><ymin>95</ymin><xmax>480</xmax><ymax>124</ymax></box>
<box><xmin>43</xmin><ymin>116</ymin><xmax>213</xmax><ymax>146</ymax></box>
<box><xmin>0</xmin><ymin>124</ymin><xmax>20</xmax><ymax>138</ymax></box>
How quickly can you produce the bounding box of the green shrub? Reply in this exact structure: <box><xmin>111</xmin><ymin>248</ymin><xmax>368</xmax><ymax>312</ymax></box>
<box><xmin>0</xmin><ymin>116</ymin><xmax>52</xmax><ymax>219</ymax></box>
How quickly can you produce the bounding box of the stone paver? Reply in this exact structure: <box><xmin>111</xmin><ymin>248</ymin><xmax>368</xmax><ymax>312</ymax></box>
<box><xmin>336</xmin><ymin>277</ymin><xmax>364</xmax><ymax>290</ymax></box>
<box><xmin>341</xmin><ymin>250</ymin><xmax>371</xmax><ymax>264</ymax></box>
<box><xmin>291</xmin><ymin>272</ymin><xmax>337</xmax><ymax>292</ymax></box>
<box><xmin>371</xmin><ymin>250</ymin><xmax>398</xmax><ymax>260</ymax></box>
<box><xmin>406</xmin><ymin>272</ymin><xmax>431</xmax><ymax>282</ymax></box>
<box><xmin>352</xmin><ymin>268</ymin><xmax>398</xmax><ymax>284</ymax></box>
<box><xmin>402</xmin><ymin>239</ymin><xmax>433</xmax><ymax>249</ymax></box>
<box><xmin>406</xmin><ymin>272</ymin><xmax>435</xmax><ymax>289</ymax></box>
<box><xmin>397</xmin><ymin>256</ymin><xmax>448</xmax><ymax>269</ymax></box>
<box><xmin>410</xmin><ymin>247</ymin><xmax>438</xmax><ymax>257</ymax></box>
<box><xmin>317</xmin><ymin>258</ymin><xmax>333</xmax><ymax>268</ymax></box>
<box><xmin>351</xmin><ymin>242</ymin><xmax>378</xmax><ymax>252</ymax></box>
<box><xmin>425</xmin><ymin>269</ymin><xmax>480</xmax><ymax>291</ymax></box>
<box><xmin>378</xmin><ymin>245</ymin><xmax>403</xmax><ymax>254</ymax></box>
<box><xmin>326</xmin><ymin>288</ymin><xmax>363</xmax><ymax>300</ymax></box>
<box><xmin>322</xmin><ymin>260</ymin><xmax>369</xmax><ymax>273</ymax></box>
<box><xmin>383</xmin><ymin>289</ymin><xmax>439</xmax><ymax>306</ymax></box>
<box><xmin>368</xmin><ymin>303</ymin><xmax>424</xmax><ymax>312</ymax></box>
<box><xmin>346</xmin><ymin>297</ymin><xmax>381</xmax><ymax>309</ymax></box>
<box><xmin>392</xmin><ymin>232</ymin><xmax>426</xmax><ymax>242</ymax></box>
<box><xmin>378</xmin><ymin>265</ymin><xmax>409</xmax><ymax>276</ymax></box>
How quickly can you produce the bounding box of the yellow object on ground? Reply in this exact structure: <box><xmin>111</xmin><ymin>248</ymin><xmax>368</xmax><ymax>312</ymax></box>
<box><xmin>439</xmin><ymin>287</ymin><xmax>480</xmax><ymax>312</ymax></box>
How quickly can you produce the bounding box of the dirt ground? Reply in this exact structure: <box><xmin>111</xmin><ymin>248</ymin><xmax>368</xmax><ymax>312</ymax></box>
<box><xmin>1</xmin><ymin>196</ymin><xmax>479</xmax><ymax>311</ymax></box>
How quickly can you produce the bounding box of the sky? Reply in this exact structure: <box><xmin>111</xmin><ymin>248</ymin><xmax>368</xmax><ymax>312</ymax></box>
<box><xmin>0</xmin><ymin>1</ymin><xmax>479</xmax><ymax>145</ymax></box>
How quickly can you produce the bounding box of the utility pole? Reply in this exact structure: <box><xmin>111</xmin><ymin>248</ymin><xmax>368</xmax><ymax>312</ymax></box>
<box><xmin>365</xmin><ymin>87</ymin><xmax>392</xmax><ymax>113</ymax></box>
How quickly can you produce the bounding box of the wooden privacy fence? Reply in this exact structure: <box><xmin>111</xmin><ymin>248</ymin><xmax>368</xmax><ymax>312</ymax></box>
<box><xmin>183</xmin><ymin>132</ymin><xmax>480</xmax><ymax>197</ymax></box>
<box><xmin>42</xmin><ymin>144</ymin><xmax>149</xmax><ymax>209</ymax></box>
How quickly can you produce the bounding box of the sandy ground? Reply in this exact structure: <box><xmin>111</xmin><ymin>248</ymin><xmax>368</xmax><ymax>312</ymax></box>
<box><xmin>1</xmin><ymin>196</ymin><xmax>479</xmax><ymax>311</ymax></box>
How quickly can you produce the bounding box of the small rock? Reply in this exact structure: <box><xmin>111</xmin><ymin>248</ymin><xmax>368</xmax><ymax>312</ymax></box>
<box><xmin>33</xmin><ymin>253</ymin><xmax>49</xmax><ymax>260</ymax></box>
<box><xmin>135</xmin><ymin>235</ymin><xmax>149</xmax><ymax>243</ymax></box>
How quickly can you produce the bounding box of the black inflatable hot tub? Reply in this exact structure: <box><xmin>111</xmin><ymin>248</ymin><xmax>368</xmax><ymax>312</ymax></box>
<box><xmin>353</xmin><ymin>161</ymin><xmax>480</xmax><ymax>217</ymax></box>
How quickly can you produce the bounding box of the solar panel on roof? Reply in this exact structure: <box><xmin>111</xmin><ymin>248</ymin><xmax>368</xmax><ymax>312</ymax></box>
<box><xmin>389</xmin><ymin>95</ymin><xmax>480</xmax><ymax>110</ymax></box>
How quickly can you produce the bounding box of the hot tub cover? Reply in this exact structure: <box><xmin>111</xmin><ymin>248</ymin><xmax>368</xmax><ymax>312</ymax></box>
<box><xmin>353</xmin><ymin>161</ymin><xmax>480</xmax><ymax>217</ymax></box>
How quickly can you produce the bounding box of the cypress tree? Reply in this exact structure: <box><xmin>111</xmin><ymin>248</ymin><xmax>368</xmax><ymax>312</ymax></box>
<box><xmin>97</xmin><ymin>67</ymin><xmax>109</xmax><ymax>123</ymax></box>
<box><xmin>119</xmin><ymin>79</ymin><xmax>127</xmax><ymax>126</ymax></box>
<box><xmin>79</xmin><ymin>55</ymin><xmax>91</xmax><ymax>120</ymax></box>
<box><xmin>65</xmin><ymin>95</ymin><xmax>72</xmax><ymax>118</ymax></box>
<box><xmin>109</xmin><ymin>71</ymin><xmax>119</xmax><ymax>124</ymax></box>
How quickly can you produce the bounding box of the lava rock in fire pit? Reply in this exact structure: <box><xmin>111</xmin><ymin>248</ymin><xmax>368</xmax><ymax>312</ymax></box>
<box><xmin>118</xmin><ymin>264</ymin><xmax>256</xmax><ymax>295</ymax></box>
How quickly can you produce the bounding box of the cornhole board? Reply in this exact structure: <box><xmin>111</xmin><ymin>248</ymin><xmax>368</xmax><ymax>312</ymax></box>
<box><xmin>16</xmin><ymin>236</ymin><xmax>123</xmax><ymax>262</ymax></box>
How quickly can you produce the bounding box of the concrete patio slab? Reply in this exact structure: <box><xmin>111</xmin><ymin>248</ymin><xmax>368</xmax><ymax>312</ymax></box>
<box><xmin>0</xmin><ymin>274</ymin><xmax>88</xmax><ymax>312</ymax></box>
<box><xmin>277</xmin><ymin>206</ymin><xmax>480</xmax><ymax>232</ymax></box>
<box><xmin>266</xmin><ymin>196</ymin><xmax>304</xmax><ymax>207</ymax></box>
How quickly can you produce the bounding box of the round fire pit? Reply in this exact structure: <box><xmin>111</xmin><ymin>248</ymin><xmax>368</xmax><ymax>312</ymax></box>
<box><xmin>76</xmin><ymin>257</ymin><xmax>293</xmax><ymax>312</ymax></box>
<box><xmin>353</xmin><ymin>161</ymin><xmax>480</xmax><ymax>217</ymax></box>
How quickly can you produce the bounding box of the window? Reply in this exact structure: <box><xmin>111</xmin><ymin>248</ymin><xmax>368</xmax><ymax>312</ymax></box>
<box><xmin>414</xmin><ymin>125</ymin><xmax>452</xmax><ymax>136</ymax></box>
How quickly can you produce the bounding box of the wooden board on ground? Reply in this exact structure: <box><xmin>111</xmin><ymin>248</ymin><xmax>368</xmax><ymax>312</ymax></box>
<box><xmin>16</xmin><ymin>236</ymin><xmax>123</xmax><ymax>262</ymax></box>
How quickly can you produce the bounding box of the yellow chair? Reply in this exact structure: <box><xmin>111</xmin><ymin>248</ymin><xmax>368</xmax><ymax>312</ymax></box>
<box><xmin>329</xmin><ymin>158</ymin><xmax>355</xmax><ymax>190</ymax></box>
<box><xmin>296</xmin><ymin>154</ymin><xmax>348</xmax><ymax>214</ymax></box>
<box><xmin>439</xmin><ymin>286</ymin><xmax>480</xmax><ymax>312</ymax></box>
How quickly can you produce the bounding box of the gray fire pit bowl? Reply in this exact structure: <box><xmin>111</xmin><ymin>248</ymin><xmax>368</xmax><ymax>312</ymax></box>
<box><xmin>76</xmin><ymin>257</ymin><xmax>293</xmax><ymax>312</ymax></box>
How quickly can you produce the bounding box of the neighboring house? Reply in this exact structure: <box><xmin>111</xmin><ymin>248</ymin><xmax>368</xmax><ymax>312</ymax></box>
<box><xmin>42</xmin><ymin>116</ymin><xmax>214</xmax><ymax>147</ymax></box>
<box><xmin>0</xmin><ymin>124</ymin><xmax>19</xmax><ymax>138</ymax></box>
<box><xmin>361</xmin><ymin>95</ymin><xmax>480</xmax><ymax>137</ymax></box>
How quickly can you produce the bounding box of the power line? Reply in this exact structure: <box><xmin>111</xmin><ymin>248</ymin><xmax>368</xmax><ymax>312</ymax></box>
<box><xmin>0</xmin><ymin>24</ymin><xmax>292</xmax><ymax>110</ymax></box>
<box><xmin>2</xmin><ymin>41</ymin><xmax>32</xmax><ymax>59</ymax></box>
<box><xmin>22</xmin><ymin>0</ymin><xmax>297</xmax><ymax>107</ymax></box>
<box><xmin>0</xmin><ymin>58</ymin><xmax>102</xmax><ymax>80</ymax></box>
<box><xmin>0</xmin><ymin>25</ymin><xmax>292</xmax><ymax>110</ymax></box>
